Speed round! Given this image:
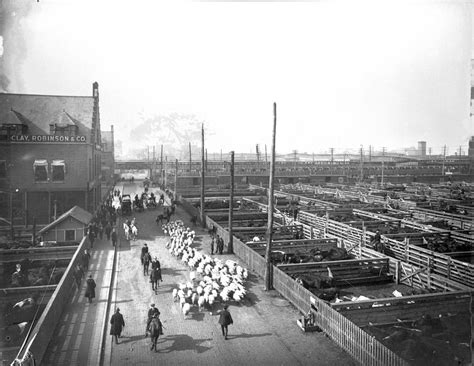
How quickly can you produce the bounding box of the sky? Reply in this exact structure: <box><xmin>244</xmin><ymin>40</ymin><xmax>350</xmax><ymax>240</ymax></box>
<box><xmin>0</xmin><ymin>0</ymin><xmax>472</xmax><ymax>156</ymax></box>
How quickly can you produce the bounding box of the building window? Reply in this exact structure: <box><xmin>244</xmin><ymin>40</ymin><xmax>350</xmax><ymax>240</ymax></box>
<box><xmin>65</xmin><ymin>229</ymin><xmax>75</xmax><ymax>241</ymax></box>
<box><xmin>52</xmin><ymin>160</ymin><xmax>65</xmax><ymax>182</ymax></box>
<box><xmin>33</xmin><ymin>160</ymin><xmax>48</xmax><ymax>182</ymax></box>
<box><xmin>0</xmin><ymin>160</ymin><xmax>6</xmax><ymax>178</ymax></box>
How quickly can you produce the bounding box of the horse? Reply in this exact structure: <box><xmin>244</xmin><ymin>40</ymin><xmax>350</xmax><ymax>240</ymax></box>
<box><xmin>131</xmin><ymin>224</ymin><xmax>138</xmax><ymax>240</ymax></box>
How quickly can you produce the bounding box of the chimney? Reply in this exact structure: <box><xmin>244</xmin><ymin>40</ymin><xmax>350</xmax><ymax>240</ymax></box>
<box><xmin>92</xmin><ymin>81</ymin><xmax>99</xmax><ymax>99</ymax></box>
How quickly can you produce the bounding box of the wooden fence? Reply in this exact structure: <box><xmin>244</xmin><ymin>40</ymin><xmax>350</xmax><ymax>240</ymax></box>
<box><xmin>272</xmin><ymin>266</ymin><xmax>408</xmax><ymax>366</ymax></box>
<box><xmin>297</xmin><ymin>210</ymin><xmax>474</xmax><ymax>288</ymax></box>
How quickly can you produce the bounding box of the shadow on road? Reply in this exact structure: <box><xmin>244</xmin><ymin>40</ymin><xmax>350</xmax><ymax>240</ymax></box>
<box><xmin>156</xmin><ymin>334</ymin><xmax>212</xmax><ymax>354</ymax></box>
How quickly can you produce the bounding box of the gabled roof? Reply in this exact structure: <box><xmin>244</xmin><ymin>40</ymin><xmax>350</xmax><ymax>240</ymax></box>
<box><xmin>3</xmin><ymin>109</ymin><xmax>47</xmax><ymax>134</ymax></box>
<box><xmin>0</xmin><ymin>93</ymin><xmax>94</xmax><ymax>136</ymax></box>
<box><xmin>55</xmin><ymin>111</ymin><xmax>78</xmax><ymax>127</ymax></box>
<box><xmin>38</xmin><ymin>205</ymin><xmax>92</xmax><ymax>235</ymax></box>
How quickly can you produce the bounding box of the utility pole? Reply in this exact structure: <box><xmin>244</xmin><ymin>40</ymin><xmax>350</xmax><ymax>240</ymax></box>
<box><xmin>189</xmin><ymin>142</ymin><xmax>192</xmax><ymax>172</ymax></box>
<box><xmin>459</xmin><ymin>145</ymin><xmax>462</xmax><ymax>157</ymax></box>
<box><xmin>265</xmin><ymin>144</ymin><xmax>268</xmax><ymax>163</ymax></box>
<box><xmin>228</xmin><ymin>151</ymin><xmax>235</xmax><ymax>254</ymax></box>
<box><xmin>147</xmin><ymin>146</ymin><xmax>150</xmax><ymax>162</ymax></box>
<box><xmin>442</xmin><ymin>145</ymin><xmax>446</xmax><ymax>175</ymax></box>
<box><xmin>200</xmin><ymin>124</ymin><xmax>205</xmax><ymax>227</ymax></box>
<box><xmin>265</xmin><ymin>102</ymin><xmax>277</xmax><ymax>291</ymax></box>
<box><xmin>160</xmin><ymin>145</ymin><xmax>164</xmax><ymax>186</ymax></box>
<box><xmin>330</xmin><ymin>147</ymin><xmax>334</xmax><ymax>174</ymax></box>
<box><xmin>152</xmin><ymin>145</ymin><xmax>155</xmax><ymax>179</ymax></box>
<box><xmin>205</xmin><ymin>148</ymin><xmax>208</xmax><ymax>172</ymax></box>
<box><xmin>164</xmin><ymin>156</ymin><xmax>168</xmax><ymax>187</ymax></box>
<box><xmin>369</xmin><ymin>145</ymin><xmax>372</xmax><ymax>162</ymax></box>
<box><xmin>381</xmin><ymin>147</ymin><xmax>385</xmax><ymax>187</ymax></box>
<box><xmin>175</xmin><ymin>159</ymin><xmax>178</xmax><ymax>200</ymax></box>
<box><xmin>359</xmin><ymin>145</ymin><xmax>364</xmax><ymax>183</ymax></box>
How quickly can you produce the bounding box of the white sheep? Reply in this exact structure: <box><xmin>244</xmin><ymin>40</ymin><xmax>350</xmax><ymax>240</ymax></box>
<box><xmin>198</xmin><ymin>295</ymin><xmax>206</xmax><ymax>311</ymax></box>
<box><xmin>182</xmin><ymin>303</ymin><xmax>191</xmax><ymax>318</ymax></box>
<box><xmin>172</xmin><ymin>288</ymin><xmax>178</xmax><ymax>302</ymax></box>
<box><xmin>191</xmin><ymin>292</ymin><xmax>198</xmax><ymax>305</ymax></box>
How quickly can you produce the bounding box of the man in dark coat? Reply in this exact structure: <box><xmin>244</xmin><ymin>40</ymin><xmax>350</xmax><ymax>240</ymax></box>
<box><xmin>145</xmin><ymin>304</ymin><xmax>160</xmax><ymax>336</ymax></box>
<box><xmin>88</xmin><ymin>225</ymin><xmax>96</xmax><ymax>249</ymax></box>
<box><xmin>141</xmin><ymin>244</ymin><xmax>149</xmax><ymax>265</ymax></box>
<box><xmin>85</xmin><ymin>275</ymin><xmax>96</xmax><ymax>303</ymax></box>
<box><xmin>81</xmin><ymin>250</ymin><xmax>91</xmax><ymax>271</ymax></box>
<box><xmin>110</xmin><ymin>308</ymin><xmax>125</xmax><ymax>344</ymax></box>
<box><xmin>143</xmin><ymin>252</ymin><xmax>152</xmax><ymax>276</ymax></box>
<box><xmin>218</xmin><ymin>304</ymin><xmax>233</xmax><ymax>340</ymax></box>
<box><xmin>111</xmin><ymin>228</ymin><xmax>118</xmax><ymax>247</ymax></box>
<box><xmin>150</xmin><ymin>267</ymin><xmax>162</xmax><ymax>292</ymax></box>
<box><xmin>105</xmin><ymin>222</ymin><xmax>112</xmax><ymax>241</ymax></box>
<box><xmin>151</xmin><ymin>257</ymin><xmax>161</xmax><ymax>270</ymax></box>
<box><xmin>148</xmin><ymin>314</ymin><xmax>163</xmax><ymax>351</ymax></box>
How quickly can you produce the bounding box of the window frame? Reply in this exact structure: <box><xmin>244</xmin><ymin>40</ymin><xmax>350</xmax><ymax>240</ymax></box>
<box><xmin>51</xmin><ymin>160</ymin><xmax>66</xmax><ymax>182</ymax></box>
<box><xmin>33</xmin><ymin>160</ymin><xmax>48</xmax><ymax>182</ymax></box>
<box><xmin>65</xmin><ymin>229</ymin><xmax>76</xmax><ymax>241</ymax></box>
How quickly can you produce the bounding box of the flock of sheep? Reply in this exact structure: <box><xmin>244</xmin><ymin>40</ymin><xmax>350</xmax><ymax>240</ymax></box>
<box><xmin>163</xmin><ymin>221</ymin><xmax>249</xmax><ymax>318</ymax></box>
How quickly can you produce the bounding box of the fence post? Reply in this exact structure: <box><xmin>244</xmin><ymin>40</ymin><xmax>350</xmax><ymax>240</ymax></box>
<box><xmin>447</xmin><ymin>257</ymin><xmax>451</xmax><ymax>279</ymax></box>
<box><xmin>395</xmin><ymin>260</ymin><xmax>400</xmax><ymax>284</ymax></box>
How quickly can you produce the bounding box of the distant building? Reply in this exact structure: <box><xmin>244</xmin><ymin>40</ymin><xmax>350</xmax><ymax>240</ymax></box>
<box><xmin>38</xmin><ymin>205</ymin><xmax>92</xmax><ymax>243</ymax></box>
<box><xmin>0</xmin><ymin>82</ymin><xmax>103</xmax><ymax>225</ymax></box>
<box><xmin>469</xmin><ymin>136</ymin><xmax>474</xmax><ymax>158</ymax></box>
<box><xmin>418</xmin><ymin>141</ymin><xmax>426</xmax><ymax>157</ymax></box>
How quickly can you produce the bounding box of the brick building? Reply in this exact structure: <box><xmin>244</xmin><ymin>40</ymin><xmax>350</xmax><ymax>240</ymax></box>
<box><xmin>0</xmin><ymin>83</ymin><xmax>103</xmax><ymax>225</ymax></box>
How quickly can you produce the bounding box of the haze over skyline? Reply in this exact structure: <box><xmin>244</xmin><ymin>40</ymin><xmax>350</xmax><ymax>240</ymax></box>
<box><xmin>0</xmin><ymin>0</ymin><xmax>472</xmax><ymax>156</ymax></box>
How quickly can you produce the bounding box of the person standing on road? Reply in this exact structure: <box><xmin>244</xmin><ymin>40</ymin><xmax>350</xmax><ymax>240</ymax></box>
<box><xmin>148</xmin><ymin>314</ymin><xmax>163</xmax><ymax>352</ymax></box>
<box><xmin>218</xmin><ymin>304</ymin><xmax>233</xmax><ymax>340</ymax></box>
<box><xmin>85</xmin><ymin>275</ymin><xmax>96</xmax><ymax>303</ymax></box>
<box><xmin>111</xmin><ymin>228</ymin><xmax>118</xmax><ymax>247</ymax></box>
<box><xmin>143</xmin><ymin>252</ymin><xmax>152</xmax><ymax>275</ymax></box>
<box><xmin>146</xmin><ymin>304</ymin><xmax>160</xmax><ymax>336</ymax></box>
<box><xmin>105</xmin><ymin>222</ymin><xmax>112</xmax><ymax>240</ymax></box>
<box><xmin>150</xmin><ymin>267</ymin><xmax>162</xmax><ymax>292</ymax></box>
<box><xmin>81</xmin><ymin>249</ymin><xmax>91</xmax><ymax>271</ymax></box>
<box><xmin>141</xmin><ymin>243</ymin><xmax>149</xmax><ymax>265</ymax></box>
<box><xmin>88</xmin><ymin>226</ymin><xmax>96</xmax><ymax>249</ymax></box>
<box><xmin>110</xmin><ymin>308</ymin><xmax>125</xmax><ymax>345</ymax></box>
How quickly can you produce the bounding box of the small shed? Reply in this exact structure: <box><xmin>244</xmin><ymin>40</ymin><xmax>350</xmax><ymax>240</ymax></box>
<box><xmin>38</xmin><ymin>206</ymin><xmax>92</xmax><ymax>244</ymax></box>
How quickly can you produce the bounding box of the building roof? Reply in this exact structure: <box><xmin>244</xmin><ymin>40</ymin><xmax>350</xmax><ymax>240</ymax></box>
<box><xmin>38</xmin><ymin>205</ymin><xmax>93</xmax><ymax>235</ymax></box>
<box><xmin>0</xmin><ymin>93</ymin><xmax>94</xmax><ymax>137</ymax></box>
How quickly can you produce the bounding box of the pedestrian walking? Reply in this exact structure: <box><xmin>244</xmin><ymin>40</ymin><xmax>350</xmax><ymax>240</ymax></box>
<box><xmin>151</xmin><ymin>256</ymin><xmax>161</xmax><ymax>270</ymax></box>
<box><xmin>143</xmin><ymin>252</ymin><xmax>152</xmax><ymax>276</ymax></box>
<box><xmin>73</xmin><ymin>265</ymin><xmax>83</xmax><ymax>287</ymax></box>
<box><xmin>105</xmin><ymin>222</ymin><xmax>112</xmax><ymax>240</ymax></box>
<box><xmin>148</xmin><ymin>314</ymin><xmax>163</xmax><ymax>352</ymax></box>
<box><xmin>145</xmin><ymin>304</ymin><xmax>160</xmax><ymax>336</ymax></box>
<box><xmin>88</xmin><ymin>227</ymin><xmax>96</xmax><ymax>249</ymax></box>
<box><xmin>111</xmin><ymin>228</ymin><xmax>118</xmax><ymax>247</ymax></box>
<box><xmin>141</xmin><ymin>243</ymin><xmax>149</xmax><ymax>265</ymax></box>
<box><xmin>218</xmin><ymin>304</ymin><xmax>233</xmax><ymax>340</ymax></box>
<box><xmin>150</xmin><ymin>267</ymin><xmax>162</xmax><ymax>292</ymax></box>
<box><xmin>110</xmin><ymin>308</ymin><xmax>125</xmax><ymax>345</ymax></box>
<box><xmin>218</xmin><ymin>237</ymin><xmax>224</xmax><ymax>254</ymax></box>
<box><xmin>98</xmin><ymin>222</ymin><xmax>104</xmax><ymax>240</ymax></box>
<box><xmin>81</xmin><ymin>249</ymin><xmax>91</xmax><ymax>271</ymax></box>
<box><xmin>85</xmin><ymin>275</ymin><xmax>96</xmax><ymax>303</ymax></box>
<box><xmin>210</xmin><ymin>237</ymin><xmax>215</xmax><ymax>255</ymax></box>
